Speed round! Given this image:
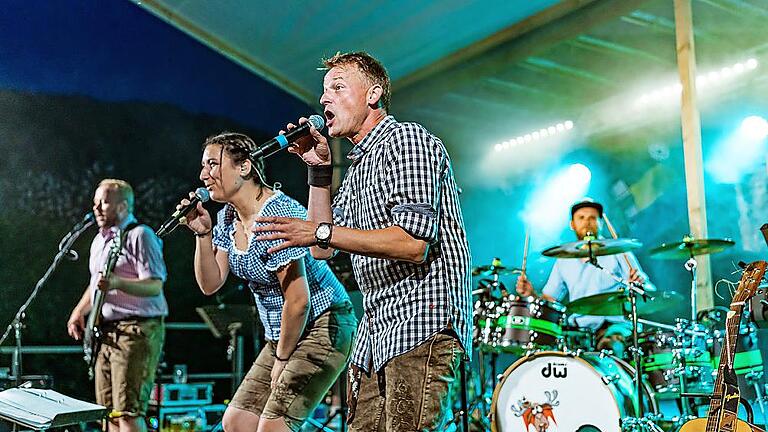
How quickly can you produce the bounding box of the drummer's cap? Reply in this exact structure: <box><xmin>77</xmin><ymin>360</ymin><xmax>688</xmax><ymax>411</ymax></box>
<box><xmin>570</xmin><ymin>198</ymin><xmax>603</xmax><ymax>218</ymax></box>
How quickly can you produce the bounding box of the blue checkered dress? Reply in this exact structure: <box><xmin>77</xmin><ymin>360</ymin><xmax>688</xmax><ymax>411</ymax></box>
<box><xmin>332</xmin><ymin>115</ymin><xmax>472</xmax><ymax>372</ymax></box>
<box><xmin>213</xmin><ymin>191</ymin><xmax>349</xmax><ymax>341</ymax></box>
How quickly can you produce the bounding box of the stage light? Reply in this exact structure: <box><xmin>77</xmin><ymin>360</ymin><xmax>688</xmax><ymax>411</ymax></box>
<box><xmin>741</xmin><ymin>115</ymin><xmax>768</xmax><ymax>140</ymax></box>
<box><xmin>492</xmin><ymin>120</ymin><xmax>575</xmax><ymax>151</ymax></box>
<box><xmin>568</xmin><ymin>163</ymin><xmax>592</xmax><ymax>183</ymax></box>
<box><xmin>524</xmin><ymin>163</ymin><xmax>592</xmax><ymax>236</ymax></box>
<box><xmin>707</xmin><ymin>115</ymin><xmax>768</xmax><ymax>183</ymax></box>
<box><xmin>635</xmin><ymin>57</ymin><xmax>760</xmax><ymax>107</ymax></box>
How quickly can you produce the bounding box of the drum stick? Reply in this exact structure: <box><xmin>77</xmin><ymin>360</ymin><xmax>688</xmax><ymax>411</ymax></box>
<box><xmin>521</xmin><ymin>228</ymin><xmax>530</xmax><ymax>278</ymax></box>
<box><xmin>602</xmin><ymin>211</ymin><xmax>635</xmax><ymax>272</ymax></box>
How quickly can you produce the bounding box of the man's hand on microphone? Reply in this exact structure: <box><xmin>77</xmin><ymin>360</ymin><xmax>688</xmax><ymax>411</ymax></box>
<box><xmin>252</xmin><ymin>216</ymin><xmax>317</xmax><ymax>253</ymax></box>
<box><xmin>178</xmin><ymin>193</ymin><xmax>212</xmax><ymax>235</ymax></box>
<box><xmin>285</xmin><ymin>117</ymin><xmax>331</xmax><ymax>166</ymax></box>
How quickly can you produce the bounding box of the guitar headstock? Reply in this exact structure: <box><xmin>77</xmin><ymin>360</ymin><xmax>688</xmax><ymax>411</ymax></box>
<box><xmin>733</xmin><ymin>261</ymin><xmax>768</xmax><ymax>304</ymax></box>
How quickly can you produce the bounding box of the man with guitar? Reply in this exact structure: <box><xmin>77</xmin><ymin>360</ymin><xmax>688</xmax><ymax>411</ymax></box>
<box><xmin>67</xmin><ymin>179</ymin><xmax>168</xmax><ymax>432</ymax></box>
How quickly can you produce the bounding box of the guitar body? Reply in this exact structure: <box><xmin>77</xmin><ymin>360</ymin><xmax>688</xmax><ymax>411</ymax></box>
<box><xmin>83</xmin><ymin>289</ymin><xmax>107</xmax><ymax>378</ymax></box>
<box><xmin>678</xmin><ymin>418</ymin><xmax>763</xmax><ymax>432</ymax></box>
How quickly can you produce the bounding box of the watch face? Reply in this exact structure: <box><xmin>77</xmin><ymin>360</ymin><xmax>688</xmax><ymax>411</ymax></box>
<box><xmin>317</xmin><ymin>224</ymin><xmax>331</xmax><ymax>240</ymax></box>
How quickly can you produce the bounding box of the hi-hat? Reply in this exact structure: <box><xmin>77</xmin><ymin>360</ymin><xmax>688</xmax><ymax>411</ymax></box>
<box><xmin>650</xmin><ymin>236</ymin><xmax>734</xmax><ymax>260</ymax></box>
<box><xmin>567</xmin><ymin>290</ymin><xmax>684</xmax><ymax>316</ymax></box>
<box><xmin>542</xmin><ymin>238</ymin><xmax>642</xmax><ymax>259</ymax></box>
<box><xmin>471</xmin><ymin>264</ymin><xmax>521</xmax><ymax>277</ymax></box>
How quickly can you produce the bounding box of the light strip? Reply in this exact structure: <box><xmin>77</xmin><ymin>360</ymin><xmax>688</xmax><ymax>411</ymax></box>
<box><xmin>635</xmin><ymin>58</ymin><xmax>759</xmax><ymax>107</ymax></box>
<box><xmin>494</xmin><ymin>121</ymin><xmax>574</xmax><ymax>152</ymax></box>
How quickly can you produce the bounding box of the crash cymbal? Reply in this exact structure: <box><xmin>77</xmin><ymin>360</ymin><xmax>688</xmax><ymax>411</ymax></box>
<box><xmin>542</xmin><ymin>238</ymin><xmax>642</xmax><ymax>259</ymax></box>
<box><xmin>649</xmin><ymin>237</ymin><xmax>735</xmax><ymax>260</ymax></box>
<box><xmin>471</xmin><ymin>264</ymin><xmax>522</xmax><ymax>277</ymax></box>
<box><xmin>567</xmin><ymin>290</ymin><xmax>684</xmax><ymax>316</ymax></box>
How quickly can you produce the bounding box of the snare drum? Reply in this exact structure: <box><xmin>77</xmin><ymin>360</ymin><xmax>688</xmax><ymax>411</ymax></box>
<box><xmin>491</xmin><ymin>351</ymin><xmax>655</xmax><ymax>432</ymax></box>
<box><xmin>492</xmin><ymin>296</ymin><xmax>565</xmax><ymax>354</ymax></box>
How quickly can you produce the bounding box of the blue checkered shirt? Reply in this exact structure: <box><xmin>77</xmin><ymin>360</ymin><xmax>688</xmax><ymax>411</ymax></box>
<box><xmin>213</xmin><ymin>191</ymin><xmax>349</xmax><ymax>341</ymax></box>
<box><xmin>332</xmin><ymin>115</ymin><xmax>472</xmax><ymax>372</ymax></box>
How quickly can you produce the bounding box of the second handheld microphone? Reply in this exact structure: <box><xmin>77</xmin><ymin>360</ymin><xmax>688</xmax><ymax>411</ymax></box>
<box><xmin>156</xmin><ymin>187</ymin><xmax>211</xmax><ymax>237</ymax></box>
<box><xmin>249</xmin><ymin>114</ymin><xmax>325</xmax><ymax>160</ymax></box>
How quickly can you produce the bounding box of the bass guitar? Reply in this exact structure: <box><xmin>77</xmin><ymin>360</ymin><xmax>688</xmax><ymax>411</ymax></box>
<box><xmin>82</xmin><ymin>228</ymin><xmax>125</xmax><ymax>380</ymax></box>
<box><xmin>678</xmin><ymin>260</ymin><xmax>767</xmax><ymax>432</ymax></box>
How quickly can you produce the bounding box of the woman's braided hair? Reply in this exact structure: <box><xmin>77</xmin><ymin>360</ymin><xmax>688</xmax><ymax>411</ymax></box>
<box><xmin>203</xmin><ymin>132</ymin><xmax>267</xmax><ymax>184</ymax></box>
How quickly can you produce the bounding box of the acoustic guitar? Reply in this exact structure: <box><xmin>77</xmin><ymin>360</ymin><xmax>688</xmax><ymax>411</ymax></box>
<box><xmin>678</xmin><ymin>260</ymin><xmax>767</xmax><ymax>432</ymax></box>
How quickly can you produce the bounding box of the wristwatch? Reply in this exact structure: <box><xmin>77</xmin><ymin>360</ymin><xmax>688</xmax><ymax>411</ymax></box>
<box><xmin>315</xmin><ymin>222</ymin><xmax>333</xmax><ymax>249</ymax></box>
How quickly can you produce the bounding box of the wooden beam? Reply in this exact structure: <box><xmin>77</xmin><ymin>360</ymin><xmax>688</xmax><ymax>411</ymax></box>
<box><xmin>674</xmin><ymin>0</ymin><xmax>713</xmax><ymax>314</ymax></box>
<box><xmin>392</xmin><ymin>0</ymin><xmax>654</xmax><ymax>112</ymax></box>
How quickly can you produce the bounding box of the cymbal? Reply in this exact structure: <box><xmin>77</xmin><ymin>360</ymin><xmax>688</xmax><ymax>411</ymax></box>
<box><xmin>542</xmin><ymin>238</ymin><xmax>642</xmax><ymax>259</ymax></box>
<box><xmin>649</xmin><ymin>237</ymin><xmax>735</xmax><ymax>260</ymax></box>
<box><xmin>567</xmin><ymin>290</ymin><xmax>684</xmax><ymax>316</ymax></box>
<box><xmin>471</xmin><ymin>264</ymin><xmax>521</xmax><ymax>277</ymax></box>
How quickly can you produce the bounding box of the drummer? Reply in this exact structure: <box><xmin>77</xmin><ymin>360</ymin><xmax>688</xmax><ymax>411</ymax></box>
<box><xmin>516</xmin><ymin>198</ymin><xmax>655</xmax><ymax>356</ymax></box>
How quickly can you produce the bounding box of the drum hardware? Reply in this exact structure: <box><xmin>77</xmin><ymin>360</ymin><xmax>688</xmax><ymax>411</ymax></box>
<box><xmin>588</xmin><ymin>214</ymin><xmax>648</xmax><ymax>419</ymax></box>
<box><xmin>745</xmin><ymin>370</ymin><xmax>768</xmax><ymax>430</ymax></box>
<box><xmin>649</xmin><ymin>236</ymin><xmax>735</xmax><ymax>321</ymax></box>
<box><xmin>621</xmin><ymin>416</ymin><xmax>666</xmax><ymax>432</ymax></box>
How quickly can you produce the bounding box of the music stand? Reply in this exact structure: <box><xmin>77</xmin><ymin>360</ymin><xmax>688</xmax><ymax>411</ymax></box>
<box><xmin>0</xmin><ymin>387</ymin><xmax>106</xmax><ymax>431</ymax></box>
<box><xmin>196</xmin><ymin>305</ymin><xmax>256</xmax><ymax>394</ymax></box>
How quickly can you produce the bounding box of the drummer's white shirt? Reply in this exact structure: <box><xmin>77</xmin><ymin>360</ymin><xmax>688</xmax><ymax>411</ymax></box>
<box><xmin>542</xmin><ymin>253</ymin><xmax>653</xmax><ymax>330</ymax></box>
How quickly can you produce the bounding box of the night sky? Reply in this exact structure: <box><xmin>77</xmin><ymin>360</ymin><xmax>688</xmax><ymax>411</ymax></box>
<box><xmin>0</xmin><ymin>1</ymin><xmax>312</xmax><ymax>134</ymax></box>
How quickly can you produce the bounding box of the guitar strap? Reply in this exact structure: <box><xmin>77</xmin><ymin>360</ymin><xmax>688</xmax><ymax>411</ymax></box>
<box><xmin>124</xmin><ymin>222</ymin><xmax>140</xmax><ymax>234</ymax></box>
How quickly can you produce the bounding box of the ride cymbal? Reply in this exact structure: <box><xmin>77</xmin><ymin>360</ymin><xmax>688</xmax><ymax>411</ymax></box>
<box><xmin>567</xmin><ymin>290</ymin><xmax>684</xmax><ymax>316</ymax></box>
<box><xmin>649</xmin><ymin>237</ymin><xmax>734</xmax><ymax>260</ymax></box>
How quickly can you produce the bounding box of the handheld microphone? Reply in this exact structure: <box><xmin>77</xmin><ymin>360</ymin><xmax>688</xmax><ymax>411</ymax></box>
<box><xmin>156</xmin><ymin>187</ymin><xmax>211</xmax><ymax>237</ymax></box>
<box><xmin>249</xmin><ymin>115</ymin><xmax>325</xmax><ymax>160</ymax></box>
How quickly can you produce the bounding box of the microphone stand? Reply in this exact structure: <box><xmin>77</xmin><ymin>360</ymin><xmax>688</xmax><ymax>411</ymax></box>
<box><xmin>0</xmin><ymin>215</ymin><xmax>94</xmax><ymax>385</ymax></box>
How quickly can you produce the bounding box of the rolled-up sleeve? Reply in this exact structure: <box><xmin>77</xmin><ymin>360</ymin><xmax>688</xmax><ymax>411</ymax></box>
<box><xmin>387</xmin><ymin>128</ymin><xmax>444</xmax><ymax>243</ymax></box>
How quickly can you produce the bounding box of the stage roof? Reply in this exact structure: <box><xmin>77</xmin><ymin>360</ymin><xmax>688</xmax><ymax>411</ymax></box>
<box><xmin>134</xmin><ymin>0</ymin><xmax>768</xmax><ymax>164</ymax></box>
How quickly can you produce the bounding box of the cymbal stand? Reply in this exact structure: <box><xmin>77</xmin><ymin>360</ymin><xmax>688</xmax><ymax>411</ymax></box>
<box><xmin>685</xmin><ymin>249</ymin><xmax>698</xmax><ymax>322</ymax></box>
<box><xmin>586</xmin><ymin>256</ymin><xmax>647</xmax><ymax>418</ymax></box>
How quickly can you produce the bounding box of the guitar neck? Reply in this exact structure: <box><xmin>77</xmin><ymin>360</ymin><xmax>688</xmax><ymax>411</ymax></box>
<box><xmin>705</xmin><ymin>260</ymin><xmax>767</xmax><ymax>432</ymax></box>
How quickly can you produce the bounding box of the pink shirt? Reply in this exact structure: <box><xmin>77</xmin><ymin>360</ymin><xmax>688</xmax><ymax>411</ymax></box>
<box><xmin>89</xmin><ymin>215</ymin><xmax>168</xmax><ymax>321</ymax></box>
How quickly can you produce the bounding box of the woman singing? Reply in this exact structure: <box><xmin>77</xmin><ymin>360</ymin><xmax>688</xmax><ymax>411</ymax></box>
<box><xmin>180</xmin><ymin>132</ymin><xmax>356</xmax><ymax>432</ymax></box>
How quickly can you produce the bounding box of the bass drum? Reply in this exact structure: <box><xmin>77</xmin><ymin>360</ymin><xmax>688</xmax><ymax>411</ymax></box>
<box><xmin>491</xmin><ymin>351</ymin><xmax>656</xmax><ymax>432</ymax></box>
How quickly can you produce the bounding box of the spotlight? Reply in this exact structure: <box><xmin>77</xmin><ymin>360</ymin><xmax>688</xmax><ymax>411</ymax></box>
<box><xmin>741</xmin><ymin>116</ymin><xmax>768</xmax><ymax>140</ymax></box>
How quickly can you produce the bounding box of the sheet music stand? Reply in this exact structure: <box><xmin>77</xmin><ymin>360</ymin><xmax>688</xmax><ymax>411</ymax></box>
<box><xmin>196</xmin><ymin>305</ymin><xmax>256</xmax><ymax>394</ymax></box>
<box><xmin>0</xmin><ymin>387</ymin><xmax>106</xmax><ymax>432</ymax></box>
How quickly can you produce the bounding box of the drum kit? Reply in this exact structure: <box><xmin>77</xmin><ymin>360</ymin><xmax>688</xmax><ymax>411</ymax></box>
<box><xmin>469</xmin><ymin>231</ymin><xmax>766</xmax><ymax>432</ymax></box>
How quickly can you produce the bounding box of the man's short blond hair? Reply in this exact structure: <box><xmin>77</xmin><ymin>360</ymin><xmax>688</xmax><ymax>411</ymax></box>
<box><xmin>322</xmin><ymin>51</ymin><xmax>391</xmax><ymax>112</ymax></box>
<box><xmin>98</xmin><ymin>179</ymin><xmax>134</xmax><ymax>213</ymax></box>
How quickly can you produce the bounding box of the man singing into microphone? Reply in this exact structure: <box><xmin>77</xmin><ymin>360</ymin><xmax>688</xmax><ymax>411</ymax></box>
<box><xmin>253</xmin><ymin>52</ymin><xmax>472</xmax><ymax>431</ymax></box>
<box><xmin>67</xmin><ymin>179</ymin><xmax>167</xmax><ymax>432</ymax></box>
